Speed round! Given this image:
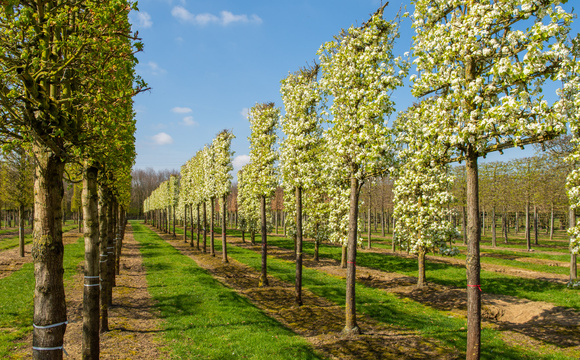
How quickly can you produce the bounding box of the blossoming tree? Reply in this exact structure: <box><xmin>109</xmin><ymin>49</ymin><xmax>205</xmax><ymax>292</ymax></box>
<box><xmin>317</xmin><ymin>4</ymin><xmax>407</xmax><ymax>334</ymax></box>
<box><xmin>410</xmin><ymin>1</ymin><xmax>577</xmax><ymax>357</ymax></box>
<box><xmin>280</xmin><ymin>65</ymin><xmax>323</xmax><ymax>306</ymax></box>
<box><xmin>212</xmin><ymin>130</ymin><xmax>235</xmax><ymax>263</ymax></box>
<box><xmin>247</xmin><ymin>102</ymin><xmax>279</xmax><ymax>287</ymax></box>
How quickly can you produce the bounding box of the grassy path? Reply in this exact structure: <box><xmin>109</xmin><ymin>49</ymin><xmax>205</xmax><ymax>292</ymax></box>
<box><xmin>132</xmin><ymin>221</ymin><xmax>324</xmax><ymax>359</ymax></box>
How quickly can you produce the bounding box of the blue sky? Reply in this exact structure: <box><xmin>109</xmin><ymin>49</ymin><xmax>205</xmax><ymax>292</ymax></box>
<box><xmin>130</xmin><ymin>0</ymin><xmax>579</xmax><ymax>175</ymax></box>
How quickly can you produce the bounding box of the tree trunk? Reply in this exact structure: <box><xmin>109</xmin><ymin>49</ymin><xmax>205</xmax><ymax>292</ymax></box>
<box><xmin>184</xmin><ymin>205</ymin><xmax>188</xmax><ymax>243</ymax></box>
<box><xmin>481</xmin><ymin>210</ymin><xmax>485</xmax><ymax>236</ymax></box>
<box><xmin>381</xmin><ymin>206</ymin><xmax>385</xmax><ymax>237</ymax></box>
<box><xmin>570</xmin><ymin>207</ymin><xmax>577</xmax><ymax>281</ymax></box>
<box><xmin>491</xmin><ymin>207</ymin><xmax>496</xmax><ymax>247</ymax></box>
<box><xmin>526</xmin><ymin>201</ymin><xmax>531</xmax><ymax>251</ymax></box>
<box><xmin>107</xmin><ymin>196</ymin><xmax>115</xmax><ymax>301</ymax></box>
<box><xmin>343</xmin><ymin>174</ymin><xmax>361</xmax><ymax>335</ymax></box>
<box><xmin>341</xmin><ymin>246</ymin><xmax>347</xmax><ymax>268</ymax></box>
<box><xmin>417</xmin><ymin>248</ymin><xmax>426</xmax><ymax>288</ymax></box>
<box><xmin>98</xmin><ymin>187</ymin><xmax>109</xmax><ymax>333</ymax></box>
<box><xmin>295</xmin><ymin>187</ymin><xmax>303</xmax><ymax>306</ymax></box>
<box><xmin>31</xmin><ymin>146</ymin><xmax>67</xmax><ymax>360</ymax></box>
<box><xmin>515</xmin><ymin>211</ymin><xmax>519</xmax><ymax>234</ymax></box>
<box><xmin>19</xmin><ymin>204</ymin><xmax>25</xmax><ymax>257</ymax></box>
<box><xmin>222</xmin><ymin>195</ymin><xmax>228</xmax><ymax>263</ymax></box>
<box><xmin>534</xmin><ymin>205</ymin><xmax>538</xmax><ymax>245</ymax></box>
<box><xmin>82</xmin><ymin>166</ymin><xmax>99</xmax><ymax>360</ymax></box>
<box><xmin>462</xmin><ymin>206</ymin><xmax>467</xmax><ymax>245</ymax></box>
<box><xmin>259</xmin><ymin>195</ymin><xmax>269</xmax><ymax>287</ymax></box>
<box><xmin>550</xmin><ymin>203</ymin><xmax>554</xmax><ymax>241</ymax></box>
<box><xmin>503</xmin><ymin>210</ymin><xmax>508</xmax><ymax>245</ymax></box>
<box><xmin>203</xmin><ymin>202</ymin><xmax>207</xmax><ymax>253</ymax></box>
<box><xmin>367</xmin><ymin>190</ymin><xmax>371</xmax><ymax>249</ymax></box>
<box><xmin>465</xmin><ymin>147</ymin><xmax>481</xmax><ymax>360</ymax></box>
<box><xmin>210</xmin><ymin>198</ymin><xmax>215</xmax><ymax>256</ymax></box>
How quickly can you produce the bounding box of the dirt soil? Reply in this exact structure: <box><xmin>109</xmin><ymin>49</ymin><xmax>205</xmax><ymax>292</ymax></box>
<box><xmin>0</xmin><ymin>230</ymin><xmax>79</xmax><ymax>280</ymax></box>
<box><xmin>236</xmin><ymin>237</ymin><xmax>580</xmax><ymax>358</ymax></box>
<box><xmin>11</xmin><ymin>224</ymin><xmax>165</xmax><ymax>360</ymax></box>
<box><xmin>157</xmin><ymin>228</ymin><xmax>459</xmax><ymax>360</ymax></box>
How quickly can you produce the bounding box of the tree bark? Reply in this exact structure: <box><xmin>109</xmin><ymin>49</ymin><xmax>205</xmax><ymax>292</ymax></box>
<box><xmin>367</xmin><ymin>190</ymin><xmax>371</xmax><ymax>249</ymax></box>
<box><xmin>259</xmin><ymin>195</ymin><xmax>269</xmax><ymax>287</ymax></box>
<box><xmin>343</xmin><ymin>174</ymin><xmax>361</xmax><ymax>335</ymax></box>
<box><xmin>550</xmin><ymin>203</ymin><xmax>554</xmax><ymax>241</ymax></box>
<box><xmin>534</xmin><ymin>205</ymin><xmax>538</xmax><ymax>245</ymax></box>
<box><xmin>491</xmin><ymin>207</ymin><xmax>496</xmax><ymax>247</ymax></box>
<box><xmin>341</xmin><ymin>246</ymin><xmax>347</xmax><ymax>268</ymax></box>
<box><xmin>31</xmin><ymin>146</ymin><xmax>67</xmax><ymax>360</ymax></box>
<box><xmin>465</xmin><ymin>147</ymin><xmax>481</xmax><ymax>360</ymax></box>
<box><xmin>462</xmin><ymin>206</ymin><xmax>467</xmax><ymax>245</ymax></box>
<box><xmin>210</xmin><ymin>198</ymin><xmax>215</xmax><ymax>256</ymax></box>
<box><xmin>82</xmin><ymin>166</ymin><xmax>99</xmax><ymax>360</ymax></box>
<box><xmin>295</xmin><ymin>187</ymin><xmax>303</xmax><ymax>306</ymax></box>
<box><xmin>98</xmin><ymin>187</ymin><xmax>110</xmax><ymax>333</ymax></box>
<box><xmin>526</xmin><ymin>201</ymin><xmax>531</xmax><ymax>251</ymax></box>
<box><xmin>417</xmin><ymin>248</ymin><xmax>426</xmax><ymax>288</ymax></box>
<box><xmin>570</xmin><ymin>207</ymin><xmax>577</xmax><ymax>281</ymax></box>
<box><xmin>222</xmin><ymin>195</ymin><xmax>228</xmax><ymax>263</ymax></box>
<box><xmin>19</xmin><ymin>204</ymin><xmax>25</xmax><ymax>257</ymax></box>
<box><xmin>203</xmin><ymin>202</ymin><xmax>207</xmax><ymax>253</ymax></box>
<box><xmin>183</xmin><ymin>205</ymin><xmax>187</xmax><ymax>243</ymax></box>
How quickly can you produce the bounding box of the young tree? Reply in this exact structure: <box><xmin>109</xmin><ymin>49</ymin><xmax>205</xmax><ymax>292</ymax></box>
<box><xmin>247</xmin><ymin>102</ymin><xmax>279</xmax><ymax>287</ymax></box>
<box><xmin>280</xmin><ymin>65</ymin><xmax>322</xmax><ymax>306</ymax></box>
<box><xmin>237</xmin><ymin>164</ymin><xmax>260</xmax><ymax>245</ymax></box>
<box><xmin>317</xmin><ymin>5</ymin><xmax>407</xmax><ymax>334</ymax></box>
<box><xmin>410</xmin><ymin>1</ymin><xmax>576</xmax><ymax>357</ymax></box>
<box><xmin>212</xmin><ymin>130</ymin><xmax>235</xmax><ymax>263</ymax></box>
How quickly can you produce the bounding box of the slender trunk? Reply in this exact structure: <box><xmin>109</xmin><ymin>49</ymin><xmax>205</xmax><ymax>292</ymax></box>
<box><xmin>367</xmin><ymin>190</ymin><xmax>371</xmax><ymax>249</ymax></box>
<box><xmin>275</xmin><ymin>209</ymin><xmax>279</xmax><ymax>234</ymax></box>
<box><xmin>462</xmin><ymin>206</ymin><xmax>467</xmax><ymax>245</ymax></box>
<box><xmin>251</xmin><ymin>230</ymin><xmax>255</xmax><ymax>245</ymax></box>
<box><xmin>465</xmin><ymin>147</ymin><xmax>481</xmax><ymax>360</ymax></box>
<box><xmin>115</xmin><ymin>203</ymin><xmax>121</xmax><ymax>277</ymax></box>
<box><xmin>259</xmin><ymin>195</ymin><xmax>269</xmax><ymax>287</ymax></box>
<box><xmin>491</xmin><ymin>207</ymin><xmax>496</xmax><ymax>247</ymax></box>
<box><xmin>242</xmin><ymin>230</ymin><xmax>245</xmax><ymax>243</ymax></box>
<box><xmin>381</xmin><ymin>205</ymin><xmax>385</xmax><ymax>237</ymax></box>
<box><xmin>184</xmin><ymin>205</ymin><xmax>188</xmax><ymax>243</ymax></box>
<box><xmin>570</xmin><ymin>207</ymin><xmax>577</xmax><ymax>281</ymax></box>
<box><xmin>203</xmin><ymin>202</ymin><xmax>207</xmax><ymax>253</ymax></box>
<box><xmin>82</xmin><ymin>166</ymin><xmax>99</xmax><ymax>360</ymax></box>
<box><xmin>417</xmin><ymin>248</ymin><xmax>426</xmax><ymax>288</ymax></box>
<box><xmin>314</xmin><ymin>238</ymin><xmax>320</xmax><ymax>262</ymax></box>
<box><xmin>98</xmin><ymin>187</ymin><xmax>109</xmax><ymax>333</ymax></box>
<box><xmin>222</xmin><ymin>195</ymin><xmax>228</xmax><ymax>263</ymax></box>
<box><xmin>210</xmin><ymin>198</ymin><xmax>215</xmax><ymax>256</ymax></box>
<box><xmin>515</xmin><ymin>211</ymin><xmax>519</xmax><ymax>234</ymax></box>
<box><xmin>481</xmin><ymin>210</ymin><xmax>485</xmax><ymax>236</ymax></box>
<box><xmin>19</xmin><ymin>204</ymin><xmax>25</xmax><ymax>257</ymax></box>
<box><xmin>341</xmin><ymin>246</ymin><xmax>347</xmax><ymax>268</ymax></box>
<box><xmin>107</xmin><ymin>195</ymin><xmax>115</xmax><ymax>302</ymax></box>
<box><xmin>550</xmin><ymin>203</ymin><xmax>554</xmax><ymax>241</ymax></box>
<box><xmin>295</xmin><ymin>187</ymin><xmax>303</xmax><ymax>306</ymax></box>
<box><xmin>526</xmin><ymin>201</ymin><xmax>531</xmax><ymax>251</ymax></box>
<box><xmin>534</xmin><ymin>205</ymin><xmax>538</xmax><ymax>245</ymax></box>
<box><xmin>503</xmin><ymin>210</ymin><xmax>508</xmax><ymax>245</ymax></box>
<box><xmin>343</xmin><ymin>174</ymin><xmax>361</xmax><ymax>335</ymax></box>
<box><xmin>32</xmin><ymin>146</ymin><xmax>67</xmax><ymax>360</ymax></box>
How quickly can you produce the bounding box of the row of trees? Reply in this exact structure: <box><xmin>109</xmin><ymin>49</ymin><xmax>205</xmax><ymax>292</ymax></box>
<box><xmin>0</xmin><ymin>2</ymin><xmax>144</xmax><ymax>359</ymax></box>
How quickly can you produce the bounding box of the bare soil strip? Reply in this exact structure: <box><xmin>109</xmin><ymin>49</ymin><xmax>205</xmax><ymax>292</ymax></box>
<box><xmin>153</xmin><ymin>227</ymin><xmax>458</xmax><ymax>360</ymax></box>
<box><xmin>229</xmin><ymin>236</ymin><xmax>580</xmax><ymax>357</ymax></box>
<box><xmin>0</xmin><ymin>230</ymin><xmax>79</xmax><ymax>280</ymax></box>
<box><xmin>12</xmin><ymin>225</ymin><xmax>165</xmax><ymax>359</ymax></box>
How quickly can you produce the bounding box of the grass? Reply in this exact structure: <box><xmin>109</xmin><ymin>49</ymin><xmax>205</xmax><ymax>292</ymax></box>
<box><xmin>211</xmin><ymin>234</ymin><xmax>574</xmax><ymax>359</ymax></box>
<box><xmin>0</xmin><ymin>224</ymin><xmax>78</xmax><ymax>251</ymax></box>
<box><xmin>155</xmin><ymin>222</ymin><xmax>576</xmax><ymax>359</ymax></box>
<box><xmin>260</xmin><ymin>233</ymin><xmax>580</xmax><ymax>310</ymax></box>
<box><xmin>131</xmin><ymin>221</ymin><xmax>324</xmax><ymax>360</ymax></box>
<box><xmin>0</xmin><ymin>235</ymin><xmax>84</xmax><ymax>358</ymax></box>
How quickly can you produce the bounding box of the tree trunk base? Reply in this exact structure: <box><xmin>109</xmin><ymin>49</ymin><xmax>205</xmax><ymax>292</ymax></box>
<box><xmin>342</xmin><ymin>326</ymin><xmax>361</xmax><ymax>336</ymax></box>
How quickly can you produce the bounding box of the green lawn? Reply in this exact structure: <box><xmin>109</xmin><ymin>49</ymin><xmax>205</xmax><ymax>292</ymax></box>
<box><xmin>132</xmin><ymin>221</ymin><xmax>324</xmax><ymax>360</ymax></box>
<box><xmin>0</xmin><ymin>224</ymin><xmax>78</xmax><ymax>251</ymax></box>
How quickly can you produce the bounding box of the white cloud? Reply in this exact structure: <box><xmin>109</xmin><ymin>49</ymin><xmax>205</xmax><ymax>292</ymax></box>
<box><xmin>232</xmin><ymin>155</ymin><xmax>250</xmax><ymax>171</ymax></box>
<box><xmin>182</xmin><ymin>116</ymin><xmax>197</xmax><ymax>126</ymax></box>
<box><xmin>171</xmin><ymin>107</ymin><xmax>193</xmax><ymax>114</ymax></box>
<box><xmin>240</xmin><ymin>107</ymin><xmax>250</xmax><ymax>119</ymax></box>
<box><xmin>147</xmin><ymin>61</ymin><xmax>166</xmax><ymax>75</ymax></box>
<box><xmin>152</xmin><ymin>132</ymin><xmax>174</xmax><ymax>145</ymax></box>
<box><xmin>171</xmin><ymin>6</ymin><xmax>262</xmax><ymax>26</ymax></box>
<box><xmin>135</xmin><ymin>12</ymin><xmax>153</xmax><ymax>28</ymax></box>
